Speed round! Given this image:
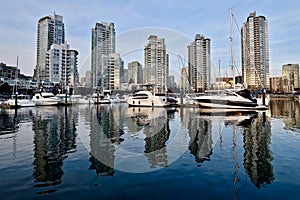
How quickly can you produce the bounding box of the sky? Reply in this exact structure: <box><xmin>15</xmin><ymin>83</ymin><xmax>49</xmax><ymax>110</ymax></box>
<box><xmin>1</xmin><ymin>0</ymin><xmax>300</xmax><ymax>81</ymax></box>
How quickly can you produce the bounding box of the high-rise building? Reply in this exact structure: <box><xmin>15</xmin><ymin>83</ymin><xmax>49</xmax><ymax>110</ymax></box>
<box><xmin>144</xmin><ymin>35</ymin><xmax>169</xmax><ymax>93</ymax></box>
<box><xmin>181</xmin><ymin>66</ymin><xmax>189</xmax><ymax>93</ymax></box>
<box><xmin>80</xmin><ymin>71</ymin><xmax>92</xmax><ymax>87</ymax></box>
<box><xmin>34</xmin><ymin>13</ymin><xmax>65</xmax><ymax>81</ymax></box>
<box><xmin>46</xmin><ymin>43</ymin><xmax>79</xmax><ymax>89</ymax></box>
<box><xmin>270</xmin><ymin>77</ymin><xmax>283</xmax><ymax>94</ymax></box>
<box><xmin>187</xmin><ymin>34</ymin><xmax>211</xmax><ymax>92</ymax></box>
<box><xmin>128</xmin><ymin>61</ymin><xmax>142</xmax><ymax>84</ymax></box>
<box><xmin>121</xmin><ymin>69</ymin><xmax>128</xmax><ymax>84</ymax></box>
<box><xmin>167</xmin><ymin>75</ymin><xmax>176</xmax><ymax>90</ymax></box>
<box><xmin>91</xmin><ymin>22</ymin><xmax>115</xmax><ymax>89</ymax></box>
<box><xmin>34</xmin><ymin>12</ymin><xmax>78</xmax><ymax>90</ymax></box>
<box><xmin>106</xmin><ymin>53</ymin><xmax>123</xmax><ymax>90</ymax></box>
<box><xmin>282</xmin><ymin>64</ymin><xmax>299</xmax><ymax>92</ymax></box>
<box><xmin>241</xmin><ymin>12</ymin><xmax>270</xmax><ymax>90</ymax></box>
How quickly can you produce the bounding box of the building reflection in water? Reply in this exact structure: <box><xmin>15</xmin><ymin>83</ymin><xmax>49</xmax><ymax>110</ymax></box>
<box><xmin>184</xmin><ymin>110</ymin><xmax>257</xmax><ymax>164</ymax></box>
<box><xmin>141</xmin><ymin>107</ymin><xmax>170</xmax><ymax>168</ymax></box>
<box><xmin>186</xmin><ymin>109</ymin><xmax>213</xmax><ymax>163</ymax></box>
<box><xmin>127</xmin><ymin>107</ymin><xmax>171</xmax><ymax>168</ymax></box>
<box><xmin>32</xmin><ymin>106</ymin><xmax>77</xmax><ymax>192</ymax></box>
<box><xmin>88</xmin><ymin>105</ymin><xmax>174</xmax><ymax>173</ymax></box>
<box><xmin>270</xmin><ymin>100</ymin><xmax>300</xmax><ymax>132</ymax></box>
<box><xmin>243</xmin><ymin>112</ymin><xmax>274</xmax><ymax>188</ymax></box>
<box><xmin>88</xmin><ymin>104</ymin><xmax>125</xmax><ymax>176</ymax></box>
<box><xmin>84</xmin><ymin>103</ymin><xmax>275</xmax><ymax>186</ymax></box>
<box><xmin>181</xmin><ymin>108</ymin><xmax>274</xmax><ymax>189</ymax></box>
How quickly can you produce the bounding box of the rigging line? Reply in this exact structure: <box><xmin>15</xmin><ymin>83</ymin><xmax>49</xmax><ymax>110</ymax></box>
<box><xmin>234</xmin><ymin>63</ymin><xmax>241</xmax><ymax>77</ymax></box>
<box><xmin>233</xmin><ymin>13</ymin><xmax>241</xmax><ymax>37</ymax></box>
<box><xmin>231</xmin><ymin>12</ymin><xmax>243</xmax><ymax>79</ymax></box>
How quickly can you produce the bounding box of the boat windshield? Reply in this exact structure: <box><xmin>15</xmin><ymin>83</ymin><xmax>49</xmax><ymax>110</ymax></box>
<box><xmin>236</xmin><ymin>89</ymin><xmax>255</xmax><ymax>101</ymax></box>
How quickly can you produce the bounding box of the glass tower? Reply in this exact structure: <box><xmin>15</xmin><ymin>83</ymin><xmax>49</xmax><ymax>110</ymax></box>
<box><xmin>241</xmin><ymin>12</ymin><xmax>270</xmax><ymax>91</ymax></box>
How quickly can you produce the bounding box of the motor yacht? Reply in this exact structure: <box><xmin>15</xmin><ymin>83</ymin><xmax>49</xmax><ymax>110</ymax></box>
<box><xmin>192</xmin><ymin>89</ymin><xmax>268</xmax><ymax>110</ymax></box>
<box><xmin>32</xmin><ymin>92</ymin><xmax>60</xmax><ymax>106</ymax></box>
<box><xmin>127</xmin><ymin>90</ymin><xmax>178</xmax><ymax>107</ymax></box>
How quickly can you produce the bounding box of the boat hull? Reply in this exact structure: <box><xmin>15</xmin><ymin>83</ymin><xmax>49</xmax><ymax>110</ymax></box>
<box><xmin>195</xmin><ymin>100</ymin><xmax>267</xmax><ymax>110</ymax></box>
<box><xmin>34</xmin><ymin>100</ymin><xmax>59</xmax><ymax>106</ymax></box>
<box><xmin>193</xmin><ymin>89</ymin><xmax>268</xmax><ymax>110</ymax></box>
<box><xmin>127</xmin><ymin>98</ymin><xmax>170</xmax><ymax>107</ymax></box>
<box><xmin>5</xmin><ymin>97</ymin><xmax>36</xmax><ymax>108</ymax></box>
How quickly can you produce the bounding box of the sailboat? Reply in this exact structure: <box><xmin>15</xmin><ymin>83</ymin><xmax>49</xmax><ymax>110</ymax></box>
<box><xmin>192</xmin><ymin>8</ymin><xmax>268</xmax><ymax>111</ymax></box>
<box><xmin>5</xmin><ymin>57</ymin><xmax>35</xmax><ymax>108</ymax></box>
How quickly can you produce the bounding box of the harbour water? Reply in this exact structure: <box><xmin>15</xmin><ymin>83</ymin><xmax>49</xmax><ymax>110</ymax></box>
<box><xmin>0</xmin><ymin>100</ymin><xmax>299</xmax><ymax>199</ymax></box>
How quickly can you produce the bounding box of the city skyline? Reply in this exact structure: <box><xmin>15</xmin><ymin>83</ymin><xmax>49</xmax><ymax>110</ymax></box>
<box><xmin>1</xmin><ymin>0</ymin><xmax>300</xmax><ymax>79</ymax></box>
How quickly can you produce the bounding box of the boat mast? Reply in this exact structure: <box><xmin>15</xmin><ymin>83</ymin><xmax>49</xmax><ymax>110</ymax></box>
<box><xmin>230</xmin><ymin>7</ymin><xmax>235</xmax><ymax>89</ymax></box>
<box><xmin>218</xmin><ymin>59</ymin><xmax>221</xmax><ymax>92</ymax></box>
<box><xmin>14</xmin><ymin>56</ymin><xmax>19</xmax><ymax>95</ymax></box>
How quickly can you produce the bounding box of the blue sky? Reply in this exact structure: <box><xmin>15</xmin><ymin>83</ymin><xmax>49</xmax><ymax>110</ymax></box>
<box><xmin>1</xmin><ymin>0</ymin><xmax>300</xmax><ymax>80</ymax></box>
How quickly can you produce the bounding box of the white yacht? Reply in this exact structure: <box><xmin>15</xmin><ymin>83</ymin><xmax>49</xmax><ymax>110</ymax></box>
<box><xmin>127</xmin><ymin>90</ymin><xmax>178</xmax><ymax>107</ymax></box>
<box><xmin>192</xmin><ymin>89</ymin><xmax>268</xmax><ymax>110</ymax></box>
<box><xmin>32</xmin><ymin>92</ymin><xmax>60</xmax><ymax>106</ymax></box>
<box><xmin>5</xmin><ymin>94</ymin><xmax>35</xmax><ymax>108</ymax></box>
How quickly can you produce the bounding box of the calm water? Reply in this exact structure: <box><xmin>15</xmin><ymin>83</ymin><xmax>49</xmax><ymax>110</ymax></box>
<box><xmin>0</xmin><ymin>100</ymin><xmax>299</xmax><ymax>200</ymax></box>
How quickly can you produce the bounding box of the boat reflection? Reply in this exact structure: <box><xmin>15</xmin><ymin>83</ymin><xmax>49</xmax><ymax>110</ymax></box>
<box><xmin>198</xmin><ymin>109</ymin><xmax>259</xmax><ymax>128</ymax></box>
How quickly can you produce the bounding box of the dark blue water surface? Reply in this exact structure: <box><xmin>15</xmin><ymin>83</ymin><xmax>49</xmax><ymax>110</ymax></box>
<box><xmin>0</xmin><ymin>100</ymin><xmax>299</xmax><ymax>200</ymax></box>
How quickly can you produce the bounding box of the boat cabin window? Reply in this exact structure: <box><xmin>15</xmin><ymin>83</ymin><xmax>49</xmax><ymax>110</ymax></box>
<box><xmin>133</xmin><ymin>93</ymin><xmax>149</xmax><ymax>99</ymax></box>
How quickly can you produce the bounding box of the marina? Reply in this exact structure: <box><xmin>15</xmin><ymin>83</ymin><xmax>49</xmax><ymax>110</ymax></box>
<box><xmin>0</xmin><ymin>100</ymin><xmax>299</xmax><ymax>199</ymax></box>
<box><xmin>1</xmin><ymin>1</ymin><xmax>300</xmax><ymax>199</ymax></box>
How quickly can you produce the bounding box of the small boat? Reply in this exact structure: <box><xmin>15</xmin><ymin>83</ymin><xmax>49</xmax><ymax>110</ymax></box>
<box><xmin>5</xmin><ymin>94</ymin><xmax>35</xmax><ymax>108</ymax></box>
<box><xmin>56</xmin><ymin>94</ymin><xmax>77</xmax><ymax>105</ymax></box>
<box><xmin>32</xmin><ymin>92</ymin><xmax>60</xmax><ymax>106</ymax></box>
<box><xmin>127</xmin><ymin>90</ymin><xmax>177</xmax><ymax>107</ymax></box>
<box><xmin>90</xmin><ymin>93</ymin><xmax>111</xmax><ymax>104</ymax></box>
<box><xmin>73</xmin><ymin>95</ymin><xmax>91</xmax><ymax>104</ymax></box>
<box><xmin>192</xmin><ymin>89</ymin><xmax>268</xmax><ymax>110</ymax></box>
<box><xmin>109</xmin><ymin>94</ymin><xmax>126</xmax><ymax>103</ymax></box>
